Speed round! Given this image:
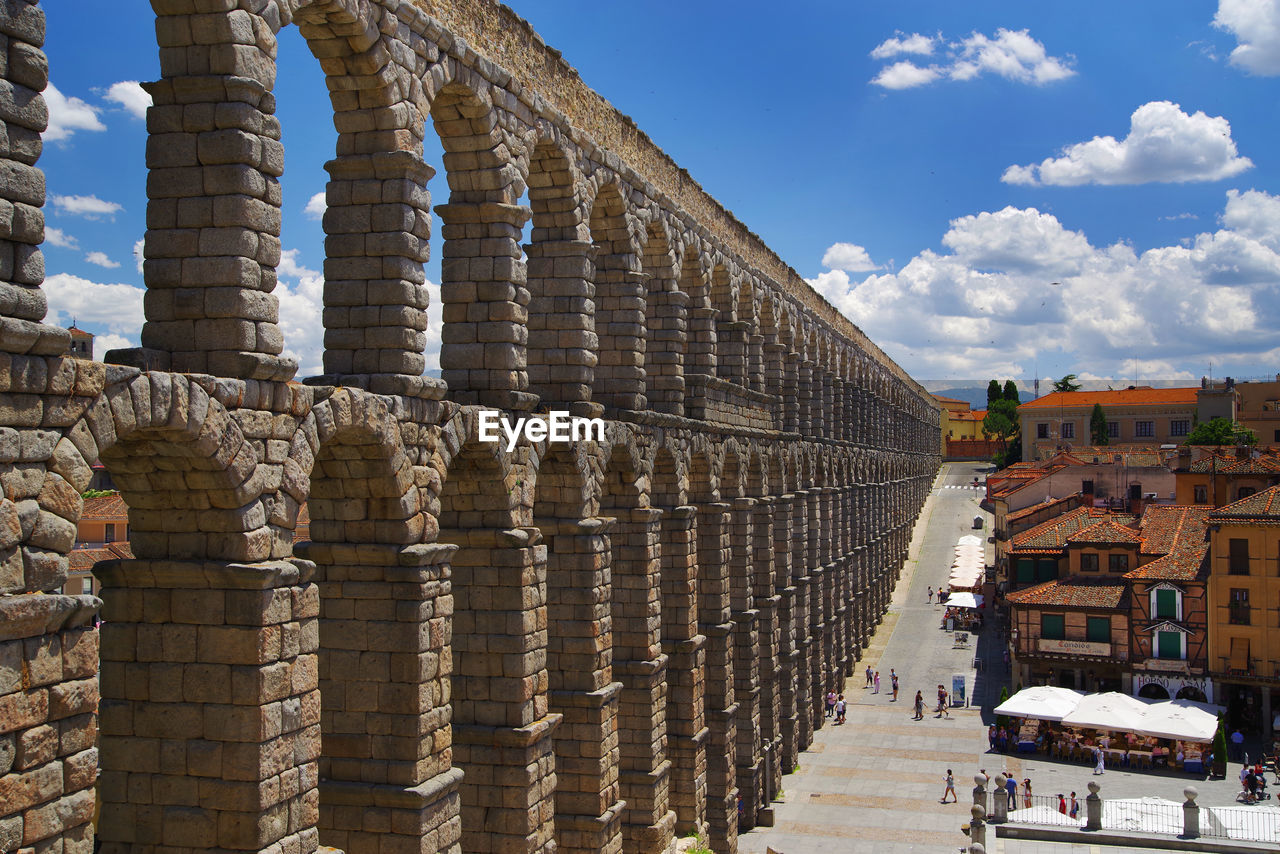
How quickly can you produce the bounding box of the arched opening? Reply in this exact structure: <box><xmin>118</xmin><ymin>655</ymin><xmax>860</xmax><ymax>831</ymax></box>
<box><xmin>1138</xmin><ymin>683</ymin><xmax>1171</xmax><ymax>700</ymax></box>
<box><xmin>683</xmin><ymin>248</ymin><xmax>715</xmax><ymax>388</ymax></box>
<box><xmin>641</xmin><ymin>222</ymin><xmax>686</xmax><ymax>416</ymax></box>
<box><xmin>589</xmin><ymin>184</ymin><xmax>644</xmax><ymax>412</ymax></box>
<box><xmin>1175</xmin><ymin>685</ymin><xmax>1206</xmax><ymax>702</ymax></box>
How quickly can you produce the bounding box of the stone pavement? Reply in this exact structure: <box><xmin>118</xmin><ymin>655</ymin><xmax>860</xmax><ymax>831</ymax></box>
<box><xmin>739</xmin><ymin>462</ymin><xmax>1266</xmax><ymax>854</ymax></box>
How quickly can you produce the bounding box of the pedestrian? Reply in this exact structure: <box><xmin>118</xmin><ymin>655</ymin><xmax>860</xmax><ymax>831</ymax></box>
<box><xmin>913</xmin><ymin>690</ymin><xmax>924</xmax><ymax>720</ymax></box>
<box><xmin>891</xmin><ymin>670</ymin><xmax>899</xmax><ymax>702</ymax></box>
<box><xmin>988</xmin><ymin>724</ymin><xmax>996</xmax><ymax>751</ymax></box>
<box><xmin>825</xmin><ymin>690</ymin><xmax>836</xmax><ymax>718</ymax></box>
<box><xmin>865</xmin><ymin>666</ymin><xmax>873</xmax><ymax>687</ymax></box>
<box><xmin>1005</xmin><ymin>774</ymin><xmax>1018</xmax><ymax>810</ymax></box>
<box><xmin>1093</xmin><ymin>746</ymin><xmax>1105</xmax><ymax>775</ymax></box>
<box><xmin>1069</xmin><ymin>791</ymin><xmax>1078</xmax><ymax>818</ymax></box>
<box><xmin>1231</xmin><ymin>728</ymin><xmax>1244</xmax><ymax>761</ymax></box>
<box><xmin>1003</xmin><ymin>648</ymin><xmax>1011</xmax><ymax>672</ymax></box>
<box><xmin>997</xmin><ymin>726</ymin><xmax>1008</xmax><ymax>753</ymax></box>
<box><xmin>941</xmin><ymin>769</ymin><xmax>957</xmax><ymax>803</ymax></box>
<box><xmin>927</xmin><ymin>586</ymin><xmax>933</xmax><ymax>603</ymax></box>
<box><xmin>835</xmin><ymin>694</ymin><xmax>846</xmax><ymax>724</ymax></box>
<box><xmin>873</xmin><ymin>671</ymin><xmax>880</xmax><ymax>694</ymax></box>
<box><xmin>1057</xmin><ymin>793</ymin><xmax>1066</xmax><ymax>814</ymax></box>
<box><xmin>1023</xmin><ymin>778</ymin><xmax>1032</xmax><ymax>809</ymax></box>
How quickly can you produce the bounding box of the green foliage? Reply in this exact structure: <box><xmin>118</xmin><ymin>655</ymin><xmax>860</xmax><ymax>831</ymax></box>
<box><xmin>1185</xmin><ymin>417</ymin><xmax>1257</xmax><ymax>446</ymax></box>
<box><xmin>1002</xmin><ymin>380</ymin><xmax>1020</xmax><ymax>403</ymax></box>
<box><xmin>984</xmin><ymin>399</ymin><xmax>1019</xmax><ymax>441</ymax></box>
<box><xmin>1053</xmin><ymin>374</ymin><xmax>1082</xmax><ymax>393</ymax></box>
<box><xmin>1090</xmin><ymin>403</ymin><xmax>1109</xmax><ymax>446</ymax></box>
<box><xmin>1214</xmin><ymin>715</ymin><xmax>1229</xmax><ymax>769</ymax></box>
<box><xmin>80</xmin><ymin>489</ymin><xmax>116</xmax><ymax>499</ymax></box>
<box><xmin>684</xmin><ymin>834</ymin><xmax>714</xmax><ymax>854</ymax></box>
<box><xmin>987</xmin><ymin>380</ymin><xmax>1002</xmax><ymax>408</ymax></box>
<box><xmin>996</xmin><ymin>685</ymin><xmax>1011</xmax><ymax>729</ymax></box>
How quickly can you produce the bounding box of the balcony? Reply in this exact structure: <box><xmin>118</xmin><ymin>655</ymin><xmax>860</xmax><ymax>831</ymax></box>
<box><xmin>1228</xmin><ymin>603</ymin><xmax>1251</xmax><ymax>625</ymax></box>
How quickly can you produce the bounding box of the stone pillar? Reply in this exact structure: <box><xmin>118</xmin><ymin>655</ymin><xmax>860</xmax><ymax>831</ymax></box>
<box><xmin>609</xmin><ymin>509</ymin><xmax>675</xmax><ymax>854</ymax></box>
<box><xmin>593</xmin><ymin>269</ymin><xmax>648</xmax><ymax>412</ymax></box>
<box><xmin>687</xmin><ymin>306</ymin><xmax>717</xmax><ymax>381</ymax></box>
<box><xmin>992</xmin><ymin>774</ymin><xmax>1008</xmax><ymax>823</ymax></box>
<box><xmin>435</xmin><ymin>201</ymin><xmax>536</xmax><ymax>410</ymax></box>
<box><xmin>695</xmin><ymin>503</ymin><xmax>736</xmax><ymax>853</ymax></box>
<box><xmin>764</xmin><ymin>342</ymin><xmax>785</xmax><ymax>430</ymax></box>
<box><xmin>94</xmin><ymin>558</ymin><xmax>321</xmax><ymax>854</ymax></box>
<box><xmin>781</xmin><ymin>353</ymin><xmax>799</xmax><ymax>434</ymax></box>
<box><xmin>0</xmin><ymin>594</ymin><xmax>100</xmax><ymax>854</ymax></box>
<box><xmin>646</xmin><ymin>289</ymin><xmax>688</xmax><ymax>416</ymax></box>
<box><xmin>751</xmin><ymin>497</ymin><xmax>779</xmax><ymax>804</ymax></box>
<box><xmin>968</xmin><ymin>805</ymin><xmax>986</xmax><ymax>850</ymax></box>
<box><xmin>797</xmin><ymin>361</ymin><xmax>813</xmax><ymax>436</ymax></box>
<box><xmin>747</xmin><ymin>333</ymin><xmax>765</xmax><ymax>393</ymax></box>
<box><xmin>790</xmin><ymin>492</ymin><xmax>813</xmax><ymax>750</ymax></box>
<box><xmin>729</xmin><ymin>498</ymin><xmax>761</xmax><ymax>830</ymax></box>
<box><xmin>1084</xmin><ymin>781</ymin><xmax>1102</xmax><ymax>831</ymax></box>
<box><xmin>659</xmin><ymin>506</ymin><xmax>706</xmax><ymax>836</ymax></box>
<box><xmin>135</xmin><ymin>6</ymin><xmax>296</xmax><ymax>382</ymax></box>
<box><xmin>971</xmin><ymin>774</ymin><xmax>988</xmax><ymax>816</ymax></box>
<box><xmin>771</xmin><ymin>495</ymin><xmax>798</xmax><ymax>775</ymax></box>
<box><xmin>1182</xmin><ymin>786</ymin><xmax>1199</xmax><ymax>839</ymax></box>
<box><xmin>715</xmin><ymin>320</ymin><xmax>748</xmax><ymax>387</ymax></box>
<box><xmin>820</xmin><ymin>369</ymin><xmax>834</xmax><ymax>438</ymax></box>
<box><xmin>298</xmin><ymin>541</ymin><xmax>461</xmax><ymax>854</ymax></box>
<box><xmin>832</xmin><ymin>378</ymin><xmax>846</xmax><ymax>442</ymax></box>
<box><xmin>524</xmin><ymin>239</ymin><xmax>599</xmax><ymax>414</ymax></box>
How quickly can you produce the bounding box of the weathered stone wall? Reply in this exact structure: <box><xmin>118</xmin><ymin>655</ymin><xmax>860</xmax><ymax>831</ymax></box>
<box><xmin>0</xmin><ymin>2</ymin><xmax>941</xmax><ymax>853</ymax></box>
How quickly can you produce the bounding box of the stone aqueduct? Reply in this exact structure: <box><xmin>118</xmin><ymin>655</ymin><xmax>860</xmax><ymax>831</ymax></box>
<box><xmin>0</xmin><ymin>2</ymin><xmax>941</xmax><ymax>853</ymax></box>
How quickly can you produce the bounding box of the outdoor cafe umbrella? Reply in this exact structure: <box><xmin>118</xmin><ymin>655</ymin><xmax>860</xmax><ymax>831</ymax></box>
<box><xmin>993</xmin><ymin>686</ymin><xmax>1085</xmax><ymax>722</ymax></box>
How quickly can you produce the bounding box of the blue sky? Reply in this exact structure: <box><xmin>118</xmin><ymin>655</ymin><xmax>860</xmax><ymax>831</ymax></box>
<box><xmin>35</xmin><ymin>1</ymin><xmax>1280</xmax><ymax>386</ymax></box>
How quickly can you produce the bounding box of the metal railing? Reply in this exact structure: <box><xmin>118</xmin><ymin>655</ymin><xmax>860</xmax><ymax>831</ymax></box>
<box><xmin>1202</xmin><ymin>805</ymin><xmax>1280</xmax><ymax>844</ymax></box>
<box><xmin>1100</xmin><ymin>799</ymin><xmax>1182</xmax><ymax>836</ymax></box>
<box><xmin>1003</xmin><ymin>793</ymin><xmax>1080</xmax><ymax>824</ymax></box>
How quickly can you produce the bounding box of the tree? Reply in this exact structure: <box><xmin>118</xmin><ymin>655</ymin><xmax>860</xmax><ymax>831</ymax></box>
<box><xmin>1090</xmin><ymin>403</ymin><xmax>1109</xmax><ymax>446</ymax></box>
<box><xmin>1002</xmin><ymin>380</ymin><xmax>1020</xmax><ymax>403</ymax></box>
<box><xmin>1053</xmin><ymin>374</ymin><xmax>1082</xmax><ymax>393</ymax></box>
<box><xmin>1185</xmin><ymin>417</ymin><xmax>1258</xmax><ymax>446</ymax></box>
<box><xmin>987</xmin><ymin>380</ymin><xmax>1002</xmax><ymax>408</ymax></box>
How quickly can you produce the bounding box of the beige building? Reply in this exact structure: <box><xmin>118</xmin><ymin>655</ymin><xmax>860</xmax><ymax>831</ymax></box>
<box><xmin>1019</xmin><ymin>387</ymin><xmax>1200</xmax><ymax>458</ymax></box>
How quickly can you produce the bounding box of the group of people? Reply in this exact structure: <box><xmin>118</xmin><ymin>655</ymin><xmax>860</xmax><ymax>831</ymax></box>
<box><xmin>863</xmin><ymin>666</ymin><xmax>900</xmax><ymax>701</ymax></box>
<box><xmin>1240</xmin><ymin>759</ymin><xmax>1272</xmax><ymax>803</ymax></box>
<box><xmin>942</xmin><ymin>769</ymin><xmax>1077</xmax><ymax>817</ymax></box>
<box><xmin>823</xmin><ymin>691</ymin><xmax>847</xmax><ymax>724</ymax></box>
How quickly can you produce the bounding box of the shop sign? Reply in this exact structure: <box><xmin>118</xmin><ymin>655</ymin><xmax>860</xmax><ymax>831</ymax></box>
<box><xmin>1142</xmin><ymin>658</ymin><xmax>1191</xmax><ymax>673</ymax></box>
<box><xmin>1037</xmin><ymin>638</ymin><xmax>1110</xmax><ymax>656</ymax></box>
<box><xmin>1132</xmin><ymin>672</ymin><xmax>1213</xmax><ymax>701</ymax></box>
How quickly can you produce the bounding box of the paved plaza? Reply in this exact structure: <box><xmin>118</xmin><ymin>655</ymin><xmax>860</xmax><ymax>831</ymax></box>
<box><xmin>739</xmin><ymin>463</ymin><xmax>1267</xmax><ymax>854</ymax></box>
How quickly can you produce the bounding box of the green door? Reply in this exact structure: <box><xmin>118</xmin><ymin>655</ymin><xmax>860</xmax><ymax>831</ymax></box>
<box><xmin>1157</xmin><ymin>630</ymin><xmax>1182</xmax><ymax>660</ymax></box>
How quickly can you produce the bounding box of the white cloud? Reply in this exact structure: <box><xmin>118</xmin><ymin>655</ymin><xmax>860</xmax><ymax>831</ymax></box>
<box><xmin>51</xmin><ymin>194</ymin><xmax>123</xmax><ymax>220</ymax></box>
<box><xmin>1002</xmin><ymin>101</ymin><xmax>1253</xmax><ymax>186</ymax></box>
<box><xmin>275</xmin><ymin>251</ymin><xmax>326</xmax><ymax>377</ymax></box>
<box><xmin>870</xmin><ymin>32</ymin><xmax>938</xmax><ymax>59</ymax></box>
<box><xmin>44</xmin><ymin>227</ymin><xmax>78</xmax><ymax>249</ymax></box>
<box><xmin>303</xmin><ymin>192</ymin><xmax>327</xmax><ymax>220</ymax></box>
<box><xmin>43</xmin><ymin>83</ymin><xmax>105</xmax><ymax>143</ymax></box>
<box><xmin>43</xmin><ymin>273</ymin><xmax>144</xmax><ymax>337</ymax></box>
<box><xmin>103</xmin><ymin>81</ymin><xmax>151</xmax><ymax>119</ymax></box>
<box><xmin>133</xmin><ymin>238</ymin><xmax>146</xmax><ymax>275</ymax></box>
<box><xmin>807</xmin><ymin>190</ymin><xmax>1280</xmax><ymax>380</ymax></box>
<box><xmin>870</xmin><ymin>28</ymin><xmax>1073</xmax><ymax>90</ymax></box>
<box><xmin>84</xmin><ymin>251</ymin><xmax>120</xmax><ymax>269</ymax></box>
<box><xmin>1214</xmin><ymin>0</ymin><xmax>1280</xmax><ymax>75</ymax></box>
<box><xmin>821</xmin><ymin>242</ymin><xmax>879</xmax><ymax>273</ymax></box>
<box><xmin>93</xmin><ymin>333</ymin><xmax>133</xmax><ymax>361</ymax></box>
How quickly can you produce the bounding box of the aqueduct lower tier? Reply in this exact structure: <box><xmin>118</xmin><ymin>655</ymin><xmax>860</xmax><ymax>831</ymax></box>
<box><xmin>0</xmin><ymin>2</ymin><xmax>941</xmax><ymax>853</ymax></box>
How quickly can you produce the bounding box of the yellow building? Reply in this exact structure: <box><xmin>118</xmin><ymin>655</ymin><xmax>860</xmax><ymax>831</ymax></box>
<box><xmin>1019</xmin><ymin>387</ymin><xmax>1200</xmax><ymax>459</ymax></box>
<box><xmin>1207</xmin><ymin>485</ymin><xmax>1280</xmax><ymax>741</ymax></box>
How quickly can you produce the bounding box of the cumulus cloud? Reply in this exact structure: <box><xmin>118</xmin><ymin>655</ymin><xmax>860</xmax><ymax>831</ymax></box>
<box><xmin>807</xmin><ymin>191</ymin><xmax>1280</xmax><ymax>379</ymax></box>
<box><xmin>84</xmin><ymin>251</ymin><xmax>120</xmax><ymax>269</ymax></box>
<box><xmin>51</xmin><ymin>194</ymin><xmax>123</xmax><ymax>220</ymax></box>
<box><xmin>1214</xmin><ymin>0</ymin><xmax>1280</xmax><ymax>75</ymax></box>
<box><xmin>303</xmin><ymin>192</ymin><xmax>327</xmax><ymax>220</ymax></box>
<box><xmin>43</xmin><ymin>83</ymin><xmax>106</xmax><ymax>143</ymax></box>
<box><xmin>133</xmin><ymin>238</ymin><xmax>146</xmax><ymax>275</ymax></box>
<box><xmin>274</xmin><ymin>249</ymin><xmax>326</xmax><ymax>377</ymax></box>
<box><xmin>821</xmin><ymin>242</ymin><xmax>879</xmax><ymax>273</ymax></box>
<box><xmin>93</xmin><ymin>333</ymin><xmax>133</xmax><ymax>361</ymax></box>
<box><xmin>44</xmin><ymin>227</ymin><xmax>78</xmax><ymax>249</ymax></box>
<box><xmin>870</xmin><ymin>28</ymin><xmax>1073</xmax><ymax>90</ymax></box>
<box><xmin>1002</xmin><ymin>101</ymin><xmax>1253</xmax><ymax>186</ymax></box>
<box><xmin>43</xmin><ymin>274</ymin><xmax>144</xmax><ymax>338</ymax></box>
<box><xmin>103</xmin><ymin>81</ymin><xmax>152</xmax><ymax>119</ymax></box>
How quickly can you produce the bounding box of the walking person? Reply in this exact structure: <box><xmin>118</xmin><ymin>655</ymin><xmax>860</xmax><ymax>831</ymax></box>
<box><xmin>1005</xmin><ymin>774</ymin><xmax>1018</xmax><ymax>810</ymax></box>
<box><xmin>927</xmin><ymin>586</ymin><xmax>933</xmax><ymax>604</ymax></box>
<box><xmin>1093</xmin><ymin>745</ymin><xmax>1105</xmax><ymax>775</ymax></box>
<box><xmin>825</xmin><ymin>690</ymin><xmax>836</xmax><ymax>718</ymax></box>
<box><xmin>1057</xmin><ymin>793</ymin><xmax>1067</xmax><ymax>814</ymax></box>
<box><xmin>865</xmin><ymin>665</ymin><xmax>873</xmax><ymax>688</ymax></box>
<box><xmin>913</xmin><ymin>690</ymin><xmax>924</xmax><ymax>720</ymax></box>
<box><xmin>890</xmin><ymin>669</ymin><xmax>899</xmax><ymax>702</ymax></box>
<box><xmin>835</xmin><ymin>694</ymin><xmax>846</xmax><ymax>725</ymax></box>
<box><xmin>1069</xmin><ymin>791</ymin><xmax>1079</xmax><ymax>819</ymax></box>
<box><xmin>873</xmin><ymin>671</ymin><xmax>880</xmax><ymax>694</ymax></box>
<box><xmin>1022</xmin><ymin>778</ymin><xmax>1033</xmax><ymax>809</ymax></box>
<box><xmin>941</xmin><ymin>769</ymin><xmax>957</xmax><ymax>803</ymax></box>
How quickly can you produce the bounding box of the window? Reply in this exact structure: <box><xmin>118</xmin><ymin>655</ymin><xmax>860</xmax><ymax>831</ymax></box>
<box><xmin>1036</xmin><ymin>558</ymin><xmax>1059</xmax><ymax>583</ymax></box>
<box><xmin>1016</xmin><ymin>558</ymin><xmax>1035</xmax><ymax>584</ymax></box>
<box><xmin>1274</xmin><ymin>429</ymin><xmax>1280</xmax><ymax>443</ymax></box>
<box><xmin>1193</xmin><ymin>485</ymin><xmax>1208</xmax><ymax>504</ymax></box>
<box><xmin>1107</xmin><ymin>422</ymin><xmax>1120</xmax><ymax>439</ymax></box>
<box><xmin>1170</xmin><ymin>420</ymin><xmax>1190</xmax><ymax>437</ymax></box>
<box><xmin>1041</xmin><ymin>613</ymin><xmax>1065</xmax><ymax>640</ymax></box>
<box><xmin>104</xmin><ymin>523</ymin><xmax>115</xmax><ymax>542</ymax></box>
<box><xmin>1061</xmin><ymin>422</ymin><xmax>1075</xmax><ymax>439</ymax></box>
<box><xmin>1156</xmin><ymin>630</ymin><xmax>1184</xmax><ymax>660</ymax></box>
<box><xmin>1135</xmin><ymin>420</ymin><xmax>1154</xmax><ymax>438</ymax></box>
<box><xmin>1037</xmin><ymin>423</ymin><xmax>1049</xmax><ymax>439</ymax></box>
<box><xmin>1080</xmin><ymin>553</ymin><xmax>1099</xmax><ymax>572</ymax></box>
<box><xmin>1081</xmin><ymin>479</ymin><xmax>1094</xmax><ymax>495</ymax></box>
<box><xmin>1086</xmin><ymin>616</ymin><xmax>1110</xmax><ymax>643</ymax></box>
<box><xmin>1238</xmin><ymin>487</ymin><xmax>1256</xmax><ymax>500</ymax></box>
<box><xmin>1229</xmin><ymin>538</ymin><xmax>1250</xmax><ymax>575</ymax></box>
<box><xmin>1154</xmin><ymin>588</ymin><xmax>1179</xmax><ymax>620</ymax></box>
<box><xmin>1108</xmin><ymin>553</ymin><xmax>1129</xmax><ymax>572</ymax></box>
<box><xmin>1229</xmin><ymin>589</ymin><xmax>1250</xmax><ymax>625</ymax></box>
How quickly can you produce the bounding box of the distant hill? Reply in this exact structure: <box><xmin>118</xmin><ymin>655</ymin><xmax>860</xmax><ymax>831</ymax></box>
<box><xmin>929</xmin><ymin>387</ymin><xmax>996</xmax><ymax>409</ymax></box>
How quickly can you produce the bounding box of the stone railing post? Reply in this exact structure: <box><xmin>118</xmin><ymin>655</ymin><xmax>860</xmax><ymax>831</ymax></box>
<box><xmin>1085</xmin><ymin>781</ymin><xmax>1102</xmax><ymax>831</ymax></box>
<box><xmin>969</xmin><ymin>804</ymin><xmax>986</xmax><ymax>849</ymax></box>
<box><xmin>992</xmin><ymin>774</ymin><xmax>1008</xmax><ymax>823</ymax></box>
<box><xmin>971</xmin><ymin>774</ymin><xmax>988</xmax><ymax>816</ymax></box>
<box><xmin>1182</xmin><ymin>786</ymin><xmax>1199</xmax><ymax>839</ymax></box>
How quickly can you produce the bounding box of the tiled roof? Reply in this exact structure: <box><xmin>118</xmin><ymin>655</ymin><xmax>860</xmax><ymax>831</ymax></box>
<box><xmin>1138</xmin><ymin>505</ymin><xmax>1210</xmax><ymax>556</ymax></box>
<box><xmin>1220</xmin><ymin>456</ymin><xmax>1280</xmax><ymax>475</ymax></box>
<box><xmin>934</xmin><ymin>395</ymin><xmax>968</xmax><ymax>404</ymax></box>
<box><xmin>1188</xmin><ymin>454</ymin><xmax>1234</xmax><ymax>473</ymax></box>
<box><xmin>68</xmin><ymin>542</ymin><xmax>132</xmax><ymax>570</ymax></box>
<box><xmin>1006</xmin><ymin>579</ymin><xmax>1128</xmax><ymax>609</ymax></box>
<box><xmin>1210</xmin><ymin>484</ymin><xmax>1280</xmax><ymax>522</ymax></box>
<box><xmin>1125</xmin><ymin>544</ymin><xmax>1208</xmax><ymax>582</ymax></box>
<box><xmin>1008</xmin><ymin>494</ymin><xmax>1082</xmax><ymax>524</ymax></box>
<box><xmin>1067</xmin><ymin>519</ymin><xmax>1142</xmax><ymax>545</ymax></box>
<box><xmin>951</xmin><ymin>409</ymin><xmax>987</xmax><ymax>422</ymax></box>
<box><xmin>1019</xmin><ymin>387</ymin><xmax>1199</xmax><ymax>410</ymax></box>
<box><xmin>1010</xmin><ymin>508</ymin><xmax>1137</xmax><ymax>552</ymax></box>
<box><xmin>80</xmin><ymin>493</ymin><xmax>128</xmax><ymax>521</ymax></box>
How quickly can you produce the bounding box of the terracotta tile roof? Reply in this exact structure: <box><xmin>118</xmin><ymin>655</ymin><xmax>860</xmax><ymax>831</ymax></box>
<box><xmin>1188</xmin><ymin>454</ymin><xmax>1234</xmax><ymax>473</ymax></box>
<box><xmin>80</xmin><ymin>493</ymin><xmax>128</xmax><ymax>521</ymax></box>
<box><xmin>951</xmin><ymin>409</ymin><xmax>987</xmax><ymax>422</ymax></box>
<box><xmin>1008</xmin><ymin>494</ymin><xmax>1082</xmax><ymax>524</ymax></box>
<box><xmin>933</xmin><ymin>395</ymin><xmax>968</xmax><ymax>404</ymax></box>
<box><xmin>1067</xmin><ymin>519</ymin><xmax>1142</xmax><ymax>545</ymax></box>
<box><xmin>1137</xmin><ymin>505</ymin><xmax>1210</xmax><ymax>555</ymax></box>
<box><xmin>1220</xmin><ymin>456</ymin><xmax>1280</xmax><ymax>475</ymax></box>
<box><xmin>1010</xmin><ymin>508</ymin><xmax>1136</xmax><ymax>552</ymax></box>
<box><xmin>68</xmin><ymin>542</ymin><xmax>132</xmax><ymax>571</ymax></box>
<box><xmin>1019</xmin><ymin>387</ymin><xmax>1199</xmax><ymax>410</ymax></box>
<box><xmin>1210</xmin><ymin>484</ymin><xmax>1280</xmax><ymax>522</ymax></box>
<box><xmin>1124</xmin><ymin>544</ymin><xmax>1208</xmax><ymax>582</ymax></box>
<box><xmin>1006</xmin><ymin>578</ymin><xmax>1128</xmax><ymax>609</ymax></box>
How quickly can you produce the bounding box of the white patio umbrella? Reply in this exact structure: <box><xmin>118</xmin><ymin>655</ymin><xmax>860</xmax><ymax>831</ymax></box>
<box><xmin>1060</xmin><ymin>692</ymin><xmax>1152</xmax><ymax>731</ymax></box>
<box><xmin>993</xmin><ymin>686</ymin><xmax>1085</xmax><ymax>722</ymax></box>
<box><xmin>946</xmin><ymin>592</ymin><xmax>984</xmax><ymax>609</ymax></box>
<box><xmin>1134</xmin><ymin>698</ymin><xmax>1224</xmax><ymax>743</ymax></box>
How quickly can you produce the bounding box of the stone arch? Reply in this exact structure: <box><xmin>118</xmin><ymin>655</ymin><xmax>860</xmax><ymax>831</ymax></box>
<box><xmin>641</xmin><ymin>219</ymin><xmax>687</xmax><ymax>415</ymax></box>
<box><xmin>712</xmin><ymin>264</ymin><xmax>746</xmax><ymax>386</ymax></box>
<box><xmin>589</xmin><ymin>182</ymin><xmax>645</xmax><ymax>412</ymax></box>
<box><xmin>682</xmin><ymin>242</ymin><xmax>716</xmax><ymax>386</ymax></box>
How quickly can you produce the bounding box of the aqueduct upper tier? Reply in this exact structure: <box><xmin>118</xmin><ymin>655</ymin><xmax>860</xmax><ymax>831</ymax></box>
<box><xmin>0</xmin><ymin>2</ymin><xmax>941</xmax><ymax>853</ymax></box>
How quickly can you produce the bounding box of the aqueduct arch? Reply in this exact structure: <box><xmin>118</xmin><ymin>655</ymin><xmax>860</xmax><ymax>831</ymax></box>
<box><xmin>0</xmin><ymin>2</ymin><xmax>940</xmax><ymax>853</ymax></box>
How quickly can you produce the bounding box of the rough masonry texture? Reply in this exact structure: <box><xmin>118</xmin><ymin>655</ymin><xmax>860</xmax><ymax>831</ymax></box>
<box><xmin>0</xmin><ymin>1</ymin><xmax>941</xmax><ymax>853</ymax></box>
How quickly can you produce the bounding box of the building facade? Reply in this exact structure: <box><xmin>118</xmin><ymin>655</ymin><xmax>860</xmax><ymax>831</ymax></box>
<box><xmin>1018</xmin><ymin>387</ymin><xmax>1200</xmax><ymax>459</ymax></box>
